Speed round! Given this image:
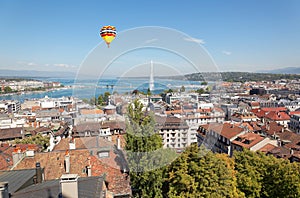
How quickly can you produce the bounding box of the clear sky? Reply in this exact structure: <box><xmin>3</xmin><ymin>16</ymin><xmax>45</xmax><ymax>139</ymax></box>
<box><xmin>0</xmin><ymin>0</ymin><xmax>300</xmax><ymax>74</ymax></box>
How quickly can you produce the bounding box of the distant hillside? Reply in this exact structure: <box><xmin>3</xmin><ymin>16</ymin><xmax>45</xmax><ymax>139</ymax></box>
<box><xmin>184</xmin><ymin>72</ymin><xmax>300</xmax><ymax>82</ymax></box>
<box><xmin>1</xmin><ymin>69</ymin><xmax>299</xmax><ymax>82</ymax></box>
<box><xmin>257</xmin><ymin>67</ymin><xmax>300</xmax><ymax>74</ymax></box>
<box><xmin>0</xmin><ymin>69</ymin><xmax>76</xmax><ymax>78</ymax></box>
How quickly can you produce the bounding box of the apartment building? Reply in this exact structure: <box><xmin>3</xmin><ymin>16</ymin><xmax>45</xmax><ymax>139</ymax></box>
<box><xmin>156</xmin><ymin>116</ymin><xmax>191</xmax><ymax>150</ymax></box>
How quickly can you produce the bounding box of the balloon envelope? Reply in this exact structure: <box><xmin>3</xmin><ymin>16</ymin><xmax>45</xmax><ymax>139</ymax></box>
<box><xmin>100</xmin><ymin>25</ymin><xmax>116</xmax><ymax>47</ymax></box>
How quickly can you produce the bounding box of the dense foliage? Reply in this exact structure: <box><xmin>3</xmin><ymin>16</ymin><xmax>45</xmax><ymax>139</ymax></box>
<box><xmin>15</xmin><ymin>134</ymin><xmax>50</xmax><ymax>151</ymax></box>
<box><xmin>125</xmin><ymin>99</ymin><xmax>166</xmax><ymax>198</ymax></box>
<box><xmin>125</xmin><ymin>100</ymin><xmax>300</xmax><ymax>197</ymax></box>
<box><xmin>234</xmin><ymin>149</ymin><xmax>300</xmax><ymax>198</ymax></box>
<box><xmin>184</xmin><ymin>72</ymin><xmax>300</xmax><ymax>82</ymax></box>
<box><xmin>165</xmin><ymin>145</ymin><xmax>243</xmax><ymax>198</ymax></box>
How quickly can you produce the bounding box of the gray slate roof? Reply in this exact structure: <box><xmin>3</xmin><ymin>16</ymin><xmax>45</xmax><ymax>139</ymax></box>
<box><xmin>0</xmin><ymin>169</ymin><xmax>36</xmax><ymax>194</ymax></box>
<box><xmin>12</xmin><ymin>176</ymin><xmax>104</xmax><ymax>198</ymax></box>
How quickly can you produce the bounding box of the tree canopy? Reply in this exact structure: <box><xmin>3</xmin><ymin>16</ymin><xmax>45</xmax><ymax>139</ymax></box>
<box><xmin>125</xmin><ymin>99</ymin><xmax>165</xmax><ymax>198</ymax></box>
<box><xmin>124</xmin><ymin>100</ymin><xmax>300</xmax><ymax>197</ymax></box>
<box><xmin>15</xmin><ymin>134</ymin><xmax>50</xmax><ymax>151</ymax></box>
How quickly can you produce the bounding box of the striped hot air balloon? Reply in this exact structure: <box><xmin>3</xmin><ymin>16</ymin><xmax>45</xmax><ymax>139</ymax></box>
<box><xmin>100</xmin><ymin>25</ymin><xmax>116</xmax><ymax>48</ymax></box>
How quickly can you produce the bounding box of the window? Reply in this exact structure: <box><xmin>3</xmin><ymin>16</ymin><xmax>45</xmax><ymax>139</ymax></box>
<box><xmin>98</xmin><ymin>151</ymin><xmax>109</xmax><ymax>158</ymax></box>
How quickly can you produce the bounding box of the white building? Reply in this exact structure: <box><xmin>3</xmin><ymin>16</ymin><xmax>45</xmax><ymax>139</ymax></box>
<box><xmin>37</xmin><ymin>96</ymin><xmax>77</xmax><ymax>110</ymax></box>
<box><xmin>156</xmin><ymin>116</ymin><xmax>192</xmax><ymax>150</ymax></box>
<box><xmin>0</xmin><ymin>100</ymin><xmax>20</xmax><ymax>113</ymax></box>
<box><xmin>0</xmin><ymin>101</ymin><xmax>8</xmax><ymax>113</ymax></box>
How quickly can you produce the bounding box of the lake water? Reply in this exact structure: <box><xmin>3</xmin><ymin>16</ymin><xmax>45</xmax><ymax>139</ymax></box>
<box><xmin>0</xmin><ymin>77</ymin><xmax>205</xmax><ymax>102</ymax></box>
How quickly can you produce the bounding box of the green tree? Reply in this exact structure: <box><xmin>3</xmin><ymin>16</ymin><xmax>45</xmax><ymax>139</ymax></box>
<box><xmin>15</xmin><ymin>134</ymin><xmax>50</xmax><ymax>151</ymax></box>
<box><xmin>82</xmin><ymin>98</ymin><xmax>89</xmax><ymax>104</ymax></box>
<box><xmin>165</xmin><ymin>145</ymin><xmax>243</xmax><ymax>198</ymax></box>
<box><xmin>205</xmin><ymin>86</ymin><xmax>211</xmax><ymax>92</ymax></box>
<box><xmin>234</xmin><ymin>149</ymin><xmax>300</xmax><ymax>198</ymax></box>
<box><xmin>97</xmin><ymin>95</ymin><xmax>104</xmax><ymax>106</ymax></box>
<box><xmin>263</xmin><ymin>159</ymin><xmax>300</xmax><ymax>197</ymax></box>
<box><xmin>89</xmin><ymin>97</ymin><xmax>97</xmax><ymax>105</ymax></box>
<box><xmin>167</xmin><ymin>89</ymin><xmax>173</xmax><ymax>93</ymax></box>
<box><xmin>4</xmin><ymin>86</ymin><xmax>12</xmax><ymax>93</ymax></box>
<box><xmin>201</xmin><ymin>81</ymin><xmax>208</xmax><ymax>85</ymax></box>
<box><xmin>234</xmin><ymin>149</ymin><xmax>269</xmax><ymax>198</ymax></box>
<box><xmin>165</xmin><ymin>146</ymin><xmax>197</xmax><ymax>197</ymax></box>
<box><xmin>147</xmin><ymin>88</ymin><xmax>152</xmax><ymax>96</ymax></box>
<box><xmin>180</xmin><ymin>85</ymin><xmax>185</xmax><ymax>93</ymax></box>
<box><xmin>103</xmin><ymin>91</ymin><xmax>111</xmax><ymax>104</ymax></box>
<box><xmin>196</xmin><ymin>88</ymin><xmax>205</xmax><ymax>94</ymax></box>
<box><xmin>125</xmin><ymin>99</ymin><xmax>164</xmax><ymax>198</ymax></box>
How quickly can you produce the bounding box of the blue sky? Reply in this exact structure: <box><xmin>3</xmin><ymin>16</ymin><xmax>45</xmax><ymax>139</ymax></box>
<box><xmin>0</xmin><ymin>0</ymin><xmax>300</xmax><ymax>74</ymax></box>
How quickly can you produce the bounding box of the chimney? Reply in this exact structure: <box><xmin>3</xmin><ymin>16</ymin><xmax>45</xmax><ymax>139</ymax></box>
<box><xmin>96</xmin><ymin>137</ymin><xmax>99</xmax><ymax>148</ymax></box>
<box><xmin>87</xmin><ymin>157</ymin><xmax>92</xmax><ymax>177</ymax></box>
<box><xmin>26</xmin><ymin>145</ymin><xmax>35</xmax><ymax>157</ymax></box>
<box><xmin>35</xmin><ymin>162</ymin><xmax>43</xmax><ymax>184</ymax></box>
<box><xmin>277</xmin><ymin>139</ymin><xmax>282</xmax><ymax>147</ymax></box>
<box><xmin>12</xmin><ymin>147</ymin><xmax>23</xmax><ymax>166</ymax></box>
<box><xmin>64</xmin><ymin>150</ymin><xmax>70</xmax><ymax>174</ymax></box>
<box><xmin>0</xmin><ymin>182</ymin><xmax>9</xmax><ymax>198</ymax></box>
<box><xmin>117</xmin><ymin>135</ymin><xmax>121</xmax><ymax>150</ymax></box>
<box><xmin>60</xmin><ymin>174</ymin><xmax>79</xmax><ymax>198</ymax></box>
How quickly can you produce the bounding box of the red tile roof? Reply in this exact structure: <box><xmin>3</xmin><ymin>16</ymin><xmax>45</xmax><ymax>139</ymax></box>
<box><xmin>249</xmin><ymin>121</ymin><xmax>262</xmax><ymax>131</ymax></box>
<box><xmin>80</xmin><ymin>109</ymin><xmax>104</xmax><ymax>115</ymax></box>
<box><xmin>14</xmin><ymin>137</ymin><xmax>131</xmax><ymax>195</ymax></box>
<box><xmin>261</xmin><ymin>107</ymin><xmax>287</xmax><ymax>112</ymax></box>
<box><xmin>289</xmin><ymin>111</ymin><xmax>300</xmax><ymax>116</ymax></box>
<box><xmin>261</xmin><ymin>121</ymin><xmax>284</xmax><ymax>136</ymax></box>
<box><xmin>232</xmin><ymin>133</ymin><xmax>264</xmax><ymax>149</ymax></box>
<box><xmin>231</xmin><ymin>112</ymin><xmax>257</xmax><ymax>120</ymax></box>
<box><xmin>0</xmin><ymin>144</ymin><xmax>13</xmax><ymax>170</ymax></box>
<box><xmin>165</xmin><ymin>110</ymin><xmax>183</xmax><ymax>115</ymax></box>
<box><xmin>0</xmin><ymin>144</ymin><xmax>41</xmax><ymax>170</ymax></box>
<box><xmin>235</xmin><ymin>123</ymin><xmax>254</xmax><ymax>131</ymax></box>
<box><xmin>265</xmin><ymin>111</ymin><xmax>290</xmax><ymax>121</ymax></box>
<box><xmin>267</xmin><ymin>146</ymin><xmax>292</xmax><ymax>159</ymax></box>
<box><xmin>278</xmin><ymin>131</ymin><xmax>300</xmax><ymax>150</ymax></box>
<box><xmin>250</xmin><ymin>102</ymin><xmax>260</xmax><ymax>107</ymax></box>
<box><xmin>259</xmin><ymin>143</ymin><xmax>277</xmax><ymax>153</ymax></box>
<box><xmin>199</xmin><ymin>123</ymin><xmax>245</xmax><ymax>140</ymax></box>
<box><xmin>251</xmin><ymin>109</ymin><xmax>267</xmax><ymax>118</ymax></box>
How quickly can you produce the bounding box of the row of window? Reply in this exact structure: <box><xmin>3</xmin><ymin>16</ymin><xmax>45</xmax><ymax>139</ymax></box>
<box><xmin>166</xmin><ymin>143</ymin><xmax>187</xmax><ymax>148</ymax></box>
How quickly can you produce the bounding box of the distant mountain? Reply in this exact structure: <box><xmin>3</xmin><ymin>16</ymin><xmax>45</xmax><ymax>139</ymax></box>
<box><xmin>0</xmin><ymin>69</ymin><xmax>77</xmax><ymax>78</ymax></box>
<box><xmin>257</xmin><ymin>67</ymin><xmax>300</xmax><ymax>74</ymax></box>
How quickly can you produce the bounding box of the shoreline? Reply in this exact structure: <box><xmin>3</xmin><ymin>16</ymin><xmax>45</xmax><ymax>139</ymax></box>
<box><xmin>0</xmin><ymin>86</ymin><xmax>73</xmax><ymax>98</ymax></box>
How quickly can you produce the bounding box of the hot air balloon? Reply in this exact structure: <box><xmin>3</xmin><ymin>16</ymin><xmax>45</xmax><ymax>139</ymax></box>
<box><xmin>100</xmin><ymin>25</ymin><xmax>116</xmax><ymax>48</ymax></box>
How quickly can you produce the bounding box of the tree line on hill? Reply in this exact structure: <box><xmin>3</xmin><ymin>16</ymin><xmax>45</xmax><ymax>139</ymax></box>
<box><xmin>126</xmin><ymin>100</ymin><xmax>300</xmax><ymax>198</ymax></box>
<box><xmin>184</xmin><ymin>72</ymin><xmax>300</xmax><ymax>82</ymax></box>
